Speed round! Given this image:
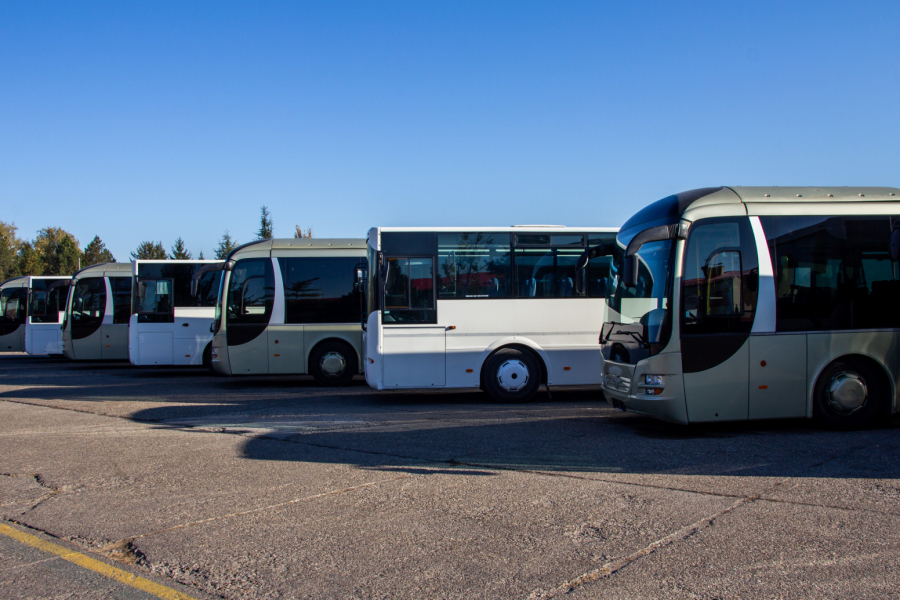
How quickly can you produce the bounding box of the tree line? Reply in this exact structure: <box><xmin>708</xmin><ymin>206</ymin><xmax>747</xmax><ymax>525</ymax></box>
<box><xmin>1</xmin><ymin>206</ymin><xmax>313</xmax><ymax>281</ymax></box>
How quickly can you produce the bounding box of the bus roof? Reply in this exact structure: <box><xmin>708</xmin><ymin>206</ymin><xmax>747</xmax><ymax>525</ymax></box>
<box><xmin>621</xmin><ymin>186</ymin><xmax>900</xmax><ymax>233</ymax></box>
<box><xmin>227</xmin><ymin>238</ymin><xmax>366</xmax><ymax>260</ymax></box>
<box><xmin>71</xmin><ymin>262</ymin><xmax>133</xmax><ymax>279</ymax></box>
<box><xmin>372</xmin><ymin>226</ymin><xmax>619</xmax><ymax>233</ymax></box>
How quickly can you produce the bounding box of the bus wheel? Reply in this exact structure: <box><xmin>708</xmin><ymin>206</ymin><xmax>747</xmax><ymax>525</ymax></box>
<box><xmin>813</xmin><ymin>358</ymin><xmax>887</xmax><ymax>430</ymax></box>
<box><xmin>483</xmin><ymin>348</ymin><xmax>541</xmax><ymax>403</ymax></box>
<box><xmin>310</xmin><ymin>341</ymin><xmax>357</xmax><ymax>387</ymax></box>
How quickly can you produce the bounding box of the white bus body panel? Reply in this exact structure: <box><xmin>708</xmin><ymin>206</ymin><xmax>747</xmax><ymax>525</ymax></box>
<box><xmin>130</xmin><ymin>307</ymin><xmax>216</xmax><ymax>366</ymax></box>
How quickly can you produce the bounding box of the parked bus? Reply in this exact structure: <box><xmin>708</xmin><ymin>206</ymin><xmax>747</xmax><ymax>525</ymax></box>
<box><xmin>586</xmin><ymin>186</ymin><xmax>900</xmax><ymax>429</ymax></box>
<box><xmin>210</xmin><ymin>238</ymin><xmax>366</xmax><ymax>385</ymax></box>
<box><xmin>0</xmin><ymin>277</ymin><xmax>28</xmax><ymax>352</ymax></box>
<box><xmin>62</xmin><ymin>263</ymin><xmax>133</xmax><ymax>360</ymax></box>
<box><xmin>129</xmin><ymin>259</ymin><xmax>223</xmax><ymax>367</ymax></box>
<box><xmin>25</xmin><ymin>276</ymin><xmax>71</xmax><ymax>356</ymax></box>
<box><xmin>361</xmin><ymin>227</ymin><xmax>618</xmax><ymax>402</ymax></box>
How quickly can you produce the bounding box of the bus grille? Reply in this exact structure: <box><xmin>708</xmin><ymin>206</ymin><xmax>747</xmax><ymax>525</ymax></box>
<box><xmin>604</xmin><ymin>374</ymin><xmax>631</xmax><ymax>393</ymax></box>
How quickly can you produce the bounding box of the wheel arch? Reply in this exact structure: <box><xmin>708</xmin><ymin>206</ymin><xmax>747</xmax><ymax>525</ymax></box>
<box><xmin>477</xmin><ymin>338</ymin><xmax>550</xmax><ymax>388</ymax></box>
<box><xmin>307</xmin><ymin>335</ymin><xmax>363</xmax><ymax>374</ymax></box>
<box><xmin>808</xmin><ymin>352</ymin><xmax>896</xmax><ymax>418</ymax></box>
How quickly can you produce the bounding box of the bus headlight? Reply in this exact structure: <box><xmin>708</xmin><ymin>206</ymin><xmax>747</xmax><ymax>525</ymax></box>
<box><xmin>644</xmin><ymin>375</ymin><xmax>663</xmax><ymax>386</ymax></box>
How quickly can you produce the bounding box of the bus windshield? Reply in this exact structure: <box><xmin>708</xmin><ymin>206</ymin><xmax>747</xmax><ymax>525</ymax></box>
<box><xmin>603</xmin><ymin>233</ymin><xmax>674</xmax><ymax>364</ymax></box>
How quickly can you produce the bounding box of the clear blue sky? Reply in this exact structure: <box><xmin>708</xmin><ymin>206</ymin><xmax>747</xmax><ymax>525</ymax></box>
<box><xmin>2</xmin><ymin>1</ymin><xmax>898</xmax><ymax>260</ymax></box>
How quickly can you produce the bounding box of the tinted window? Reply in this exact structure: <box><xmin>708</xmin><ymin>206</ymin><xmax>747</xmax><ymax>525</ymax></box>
<box><xmin>226</xmin><ymin>259</ymin><xmax>274</xmax><ymax>325</ymax></box>
<box><xmin>515</xmin><ymin>246</ymin><xmax>583</xmax><ymax>298</ymax></box>
<box><xmin>195</xmin><ymin>271</ymin><xmax>222</xmax><ymax>308</ymax></box>
<box><xmin>438</xmin><ymin>233</ymin><xmax>511</xmax><ymax>299</ymax></box>
<box><xmin>383</xmin><ymin>257</ymin><xmax>435</xmax><ymax>324</ymax></box>
<box><xmin>761</xmin><ymin>215</ymin><xmax>900</xmax><ymax>331</ymax></box>
<box><xmin>136</xmin><ymin>279</ymin><xmax>173</xmax><ymax>321</ymax></box>
<box><xmin>71</xmin><ymin>277</ymin><xmax>105</xmax><ymax>325</ymax></box>
<box><xmin>0</xmin><ymin>288</ymin><xmax>27</xmax><ymax>323</ymax></box>
<box><xmin>111</xmin><ymin>277</ymin><xmax>132</xmax><ymax>324</ymax></box>
<box><xmin>34</xmin><ymin>284</ymin><xmax>70</xmax><ymax>325</ymax></box>
<box><xmin>681</xmin><ymin>217</ymin><xmax>759</xmax><ymax>335</ymax></box>
<box><xmin>279</xmin><ymin>256</ymin><xmax>360</xmax><ymax>324</ymax></box>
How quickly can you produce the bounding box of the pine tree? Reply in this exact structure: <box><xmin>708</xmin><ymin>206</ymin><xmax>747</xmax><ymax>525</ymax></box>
<box><xmin>17</xmin><ymin>242</ymin><xmax>43</xmax><ymax>276</ymax></box>
<box><xmin>83</xmin><ymin>236</ymin><xmax>115</xmax><ymax>266</ymax></box>
<box><xmin>52</xmin><ymin>235</ymin><xmax>82</xmax><ymax>275</ymax></box>
<box><xmin>215</xmin><ymin>231</ymin><xmax>238</xmax><ymax>259</ymax></box>
<box><xmin>0</xmin><ymin>221</ymin><xmax>22</xmax><ymax>281</ymax></box>
<box><xmin>257</xmin><ymin>206</ymin><xmax>273</xmax><ymax>239</ymax></box>
<box><xmin>294</xmin><ymin>225</ymin><xmax>313</xmax><ymax>239</ymax></box>
<box><xmin>198</xmin><ymin>250</ymin><xmax>205</xmax><ymax>260</ymax></box>
<box><xmin>131</xmin><ymin>241</ymin><xmax>168</xmax><ymax>260</ymax></box>
<box><xmin>171</xmin><ymin>237</ymin><xmax>192</xmax><ymax>259</ymax></box>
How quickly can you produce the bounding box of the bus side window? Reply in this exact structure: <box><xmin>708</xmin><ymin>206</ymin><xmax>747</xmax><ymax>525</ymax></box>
<box><xmin>382</xmin><ymin>257</ymin><xmax>435</xmax><ymax>324</ymax></box>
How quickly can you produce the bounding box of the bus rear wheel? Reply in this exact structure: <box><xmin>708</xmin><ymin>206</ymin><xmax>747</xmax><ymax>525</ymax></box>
<box><xmin>813</xmin><ymin>358</ymin><xmax>887</xmax><ymax>430</ymax></box>
<box><xmin>483</xmin><ymin>348</ymin><xmax>541</xmax><ymax>403</ymax></box>
<box><xmin>310</xmin><ymin>341</ymin><xmax>357</xmax><ymax>387</ymax></box>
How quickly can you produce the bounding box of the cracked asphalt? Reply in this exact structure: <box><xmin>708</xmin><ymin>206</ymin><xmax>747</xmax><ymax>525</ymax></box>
<box><xmin>1</xmin><ymin>353</ymin><xmax>899</xmax><ymax>600</ymax></box>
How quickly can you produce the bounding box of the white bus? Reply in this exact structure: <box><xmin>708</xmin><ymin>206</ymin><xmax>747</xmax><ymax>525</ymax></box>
<box><xmin>361</xmin><ymin>227</ymin><xmax>618</xmax><ymax>402</ymax></box>
<box><xmin>0</xmin><ymin>277</ymin><xmax>29</xmax><ymax>352</ymax></box>
<box><xmin>210</xmin><ymin>238</ymin><xmax>367</xmax><ymax>385</ymax></box>
<box><xmin>25</xmin><ymin>276</ymin><xmax>71</xmax><ymax>356</ymax></box>
<box><xmin>129</xmin><ymin>259</ymin><xmax>223</xmax><ymax>367</ymax></box>
<box><xmin>62</xmin><ymin>263</ymin><xmax>133</xmax><ymax>360</ymax></box>
<box><xmin>589</xmin><ymin>186</ymin><xmax>900</xmax><ymax>429</ymax></box>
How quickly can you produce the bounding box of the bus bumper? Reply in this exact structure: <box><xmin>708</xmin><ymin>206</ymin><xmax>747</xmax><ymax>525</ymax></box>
<box><xmin>600</xmin><ymin>353</ymin><xmax>689</xmax><ymax>424</ymax></box>
<box><xmin>210</xmin><ymin>335</ymin><xmax>232</xmax><ymax>376</ymax></box>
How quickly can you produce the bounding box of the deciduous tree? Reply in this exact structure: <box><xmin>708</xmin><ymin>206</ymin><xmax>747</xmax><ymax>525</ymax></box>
<box><xmin>131</xmin><ymin>241</ymin><xmax>168</xmax><ymax>260</ymax></box>
<box><xmin>17</xmin><ymin>242</ymin><xmax>42</xmax><ymax>276</ymax></box>
<box><xmin>0</xmin><ymin>221</ymin><xmax>21</xmax><ymax>281</ymax></box>
<box><xmin>52</xmin><ymin>235</ymin><xmax>82</xmax><ymax>275</ymax></box>
<box><xmin>294</xmin><ymin>225</ymin><xmax>313</xmax><ymax>239</ymax></box>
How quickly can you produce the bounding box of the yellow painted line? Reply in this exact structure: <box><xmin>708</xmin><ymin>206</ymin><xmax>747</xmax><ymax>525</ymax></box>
<box><xmin>0</xmin><ymin>522</ymin><xmax>200</xmax><ymax>600</ymax></box>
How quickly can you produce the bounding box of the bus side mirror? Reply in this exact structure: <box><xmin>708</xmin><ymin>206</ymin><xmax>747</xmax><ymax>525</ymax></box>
<box><xmin>623</xmin><ymin>255</ymin><xmax>639</xmax><ymax>288</ymax></box>
<box><xmin>575</xmin><ymin>268</ymin><xmax>586</xmax><ymax>296</ymax></box>
<box><xmin>890</xmin><ymin>226</ymin><xmax>900</xmax><ymax>262</ymax></box>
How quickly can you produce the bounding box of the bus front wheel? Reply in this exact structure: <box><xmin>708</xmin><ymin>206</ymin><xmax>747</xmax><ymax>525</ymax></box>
<box><xmin>813</xmin><ymin>357</ymin><xmax>888</xmax><ymax>430</ymax></box>
<box><xmin>310</xmin><ymin>341</ymin><xmax>357</xmax><ymax>387</ymax></box>
<box><xmin>483</xmin><ymin>348</ymin><xmax>541</xmax><ymax>403</ymax></box>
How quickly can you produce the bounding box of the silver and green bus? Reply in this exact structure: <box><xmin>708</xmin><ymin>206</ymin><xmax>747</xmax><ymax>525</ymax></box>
<box><xmin>583</xmin><ymin>186</ymin><xmax>900</xmax><ymax>429</ymax></box>
<box><xmin>210</xmin><ymin>238</ymin><xmax>366</xmax><ymax>385</ymax></box>
<box><xmin>0</xmin><ymin>277</ymin><xmax>29</xmax><ymax>352</ymax></box>
<box><xmin>62</xmin><ymin>263</ymin><xmax>133</xmax><ymax>360</ymax></box>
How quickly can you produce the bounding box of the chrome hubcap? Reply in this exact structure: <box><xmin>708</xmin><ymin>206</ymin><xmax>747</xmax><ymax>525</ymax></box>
<box><xmin>496</xmin><ymin>359</ymin><xmax>529</xmax><ymax>392</ymax></box>
<box><xmin>827</xmin><ymin>371</ymin><xmax>867</xmax><ymax>414</ymax></box>
<box><xmin>320</xmin><ymin>351</ymin><xmax>346</xmax><ymax>377</ymax></box>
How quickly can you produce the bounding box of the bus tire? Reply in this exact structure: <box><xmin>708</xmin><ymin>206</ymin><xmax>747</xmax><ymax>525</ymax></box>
<box><xmin>813</xmin><ymin>357</ymin><xmax>888</xmax><ymax>430</ymax></box>
<box><xmin>482</xmin><ymin>347</ymin><xmax>541</xmax><ymax>403</ymax></box>
<box><xmin>202</xmin><ymin>343</ymin><xmax>213</xmax><ymax>371</ymax></box>
<box><xmin>309</xmin><ymin>340</ymin><xmax>357</xmax><ymax>387</ymax></box>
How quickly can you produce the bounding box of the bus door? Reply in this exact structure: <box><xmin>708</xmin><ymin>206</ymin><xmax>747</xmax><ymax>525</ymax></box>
<box><xmin>679</xmin><ymin>217</ymin><xmax>760</xmax><ymax>422</ymax></box>
<box><xmin>225</xmin><ymin>258</ymin><xmax>274</xmax><ymax>374</ymax></box>
<box><xmin>70</xmin><ymin>277</ymin><xmax>105</xmax><ymax>359</ymax></box>
<box><xmin>381</xmin><ymin>256</ymin><xmax>445</xmax><ymax>387</ymax></box>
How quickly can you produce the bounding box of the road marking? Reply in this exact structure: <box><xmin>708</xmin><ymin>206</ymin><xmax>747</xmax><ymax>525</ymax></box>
<box><xmin>0</xmin><ymin>522</ymin><xmax>200</xmax><ymax>600</ymax></box>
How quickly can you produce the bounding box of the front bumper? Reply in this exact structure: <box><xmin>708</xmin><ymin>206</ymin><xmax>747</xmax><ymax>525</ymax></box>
<box><xmin>600</xmin><ymin>353</ymin><xmax>689</xmax><ymax>424</ymax></box>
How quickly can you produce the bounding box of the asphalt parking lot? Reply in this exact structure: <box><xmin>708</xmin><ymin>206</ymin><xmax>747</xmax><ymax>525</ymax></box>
<box><xmin>1</xmin><ymin>353</ymin><xmax>899</xmax><ymax>600</ymax></box>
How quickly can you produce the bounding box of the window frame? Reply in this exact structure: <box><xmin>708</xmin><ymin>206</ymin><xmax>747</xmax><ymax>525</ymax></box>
<box><xmin>381</xmin><ymin>255</ymin><xmax>437</xmax><ymax>324</ymax></box>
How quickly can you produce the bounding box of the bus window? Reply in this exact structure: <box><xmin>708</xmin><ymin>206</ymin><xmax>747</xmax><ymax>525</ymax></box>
<box><xmin>226</xmin><ymin>259</ymin><xmax>274</xmax><ymax>325</ymax></box>
<box><xmin>30</xmin><ymin>291</ymin><xmax>48</xmax><ymax>319</ymax></box>
<box><xmin>137</xmin><ymin>280</ymin><xmax>174</xmax><ymax>321</ymax></box>
<box><xmin>280</xmin><ymin>256</ymin><xmax>360</xmax><ymax>324</ymax></box>
<box><xmin>437</xmin><ymin>233</ymin><xmax>511</xmax><ymax>299</ymax></box>
<box><xmin>112</xmin><ymin>277</ymin><xmax>132</xmax><ymax>324</ymax></box>
<box><xmin>762</xmin><ymin>215</ymin><xmax>900</xmax><ymax>330</ymax></box>
<box><xmin>195</xmin><ymin>270</ymin><xmax>222</xmax><ymax>308</ymax></box>
<box><xmin>382</xmin><ymin>257</ymin><xmax>435</xmax><ymax>324</ymax></box>
<box><xmin>680</xmin><ymin>218</ymin><xmax>758</xmax><ymax>335</ymax></box>
<box><xmin>514</xmin><ymin>246</ymin><xmax>583</xmax><ymax>298</ymax></box>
